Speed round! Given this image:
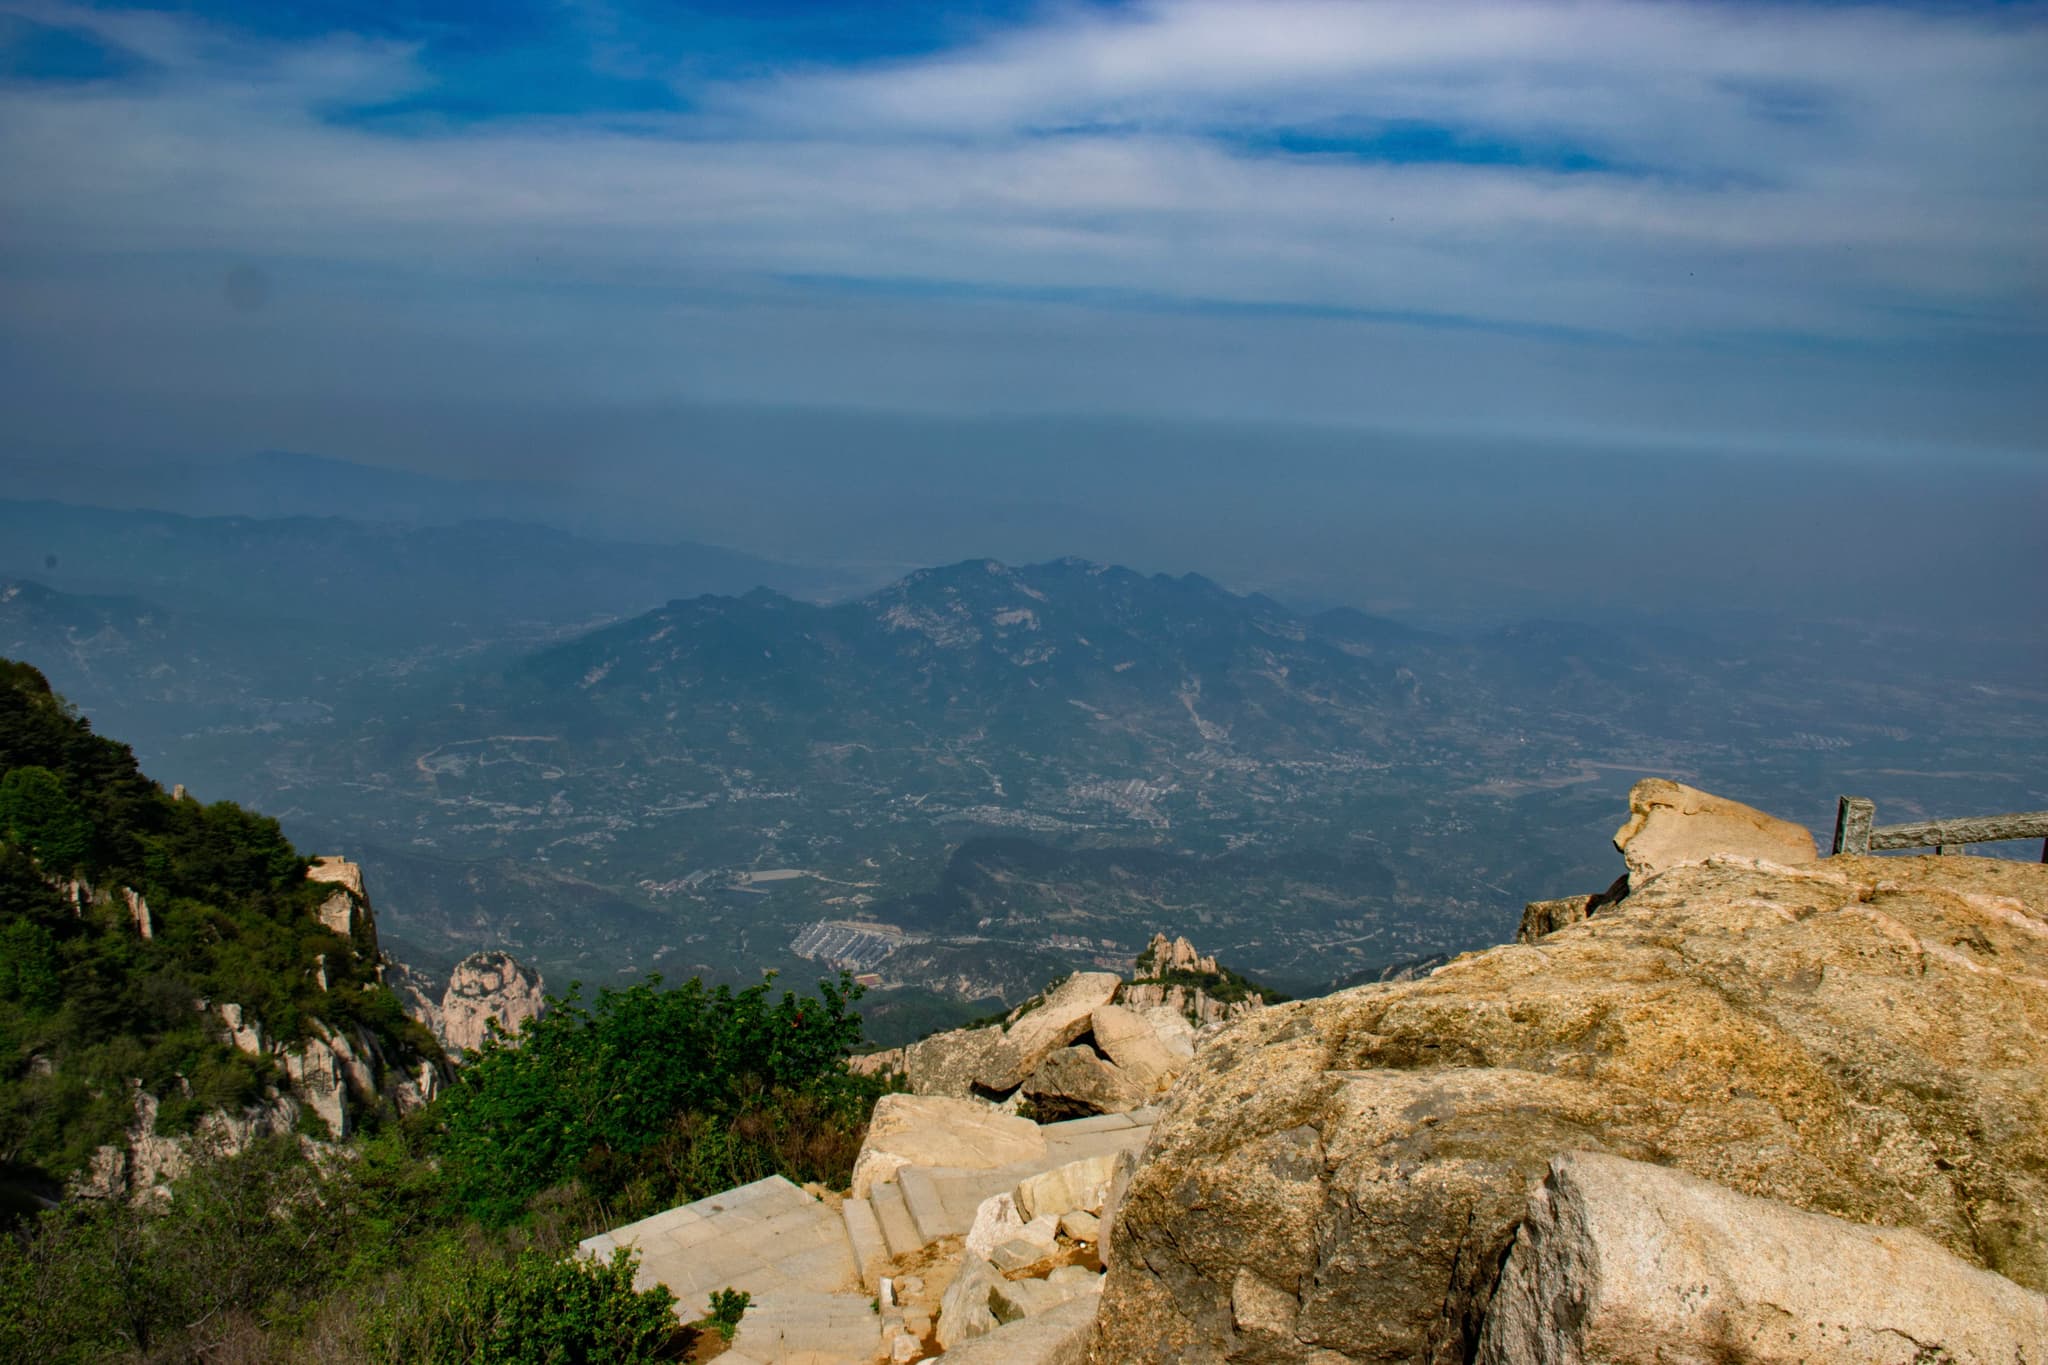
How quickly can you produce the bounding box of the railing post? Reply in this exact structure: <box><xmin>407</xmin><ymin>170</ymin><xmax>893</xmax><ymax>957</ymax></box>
<box><xmin>1833</xmin><ymin>796</ymin><xmax>1875</xmax><ymax>856</ymax></box>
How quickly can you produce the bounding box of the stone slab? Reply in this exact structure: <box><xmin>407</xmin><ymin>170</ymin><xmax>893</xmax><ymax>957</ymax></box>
<box><xmin>868</xmin><ymin>1182</ymin><xmax>922</xmax><ymax>1261</ymax></box>
<box><xmin>577</xmin><ymin>1175</ymin><xmax>859</xmax><ymax>1316</ymax></box>
<box><xmin>840</xmin><ymin>1196</ymin><xmax>888</xmax><ymax>1293</ymax></box>
<box><xmin>933</xmin><ymin>1286</ymin><xmax>1101</xmax><ymax>1365</ymax></box>
<box><xmin>1479</xmin><ymin>1151</ymin><xmax>2048</xmax><ymax>1365</ymax></box>
<box><xmin>727</xmin><ymin>1287</ymin><xmax>881</xmax><ymax>1364</ymax></box>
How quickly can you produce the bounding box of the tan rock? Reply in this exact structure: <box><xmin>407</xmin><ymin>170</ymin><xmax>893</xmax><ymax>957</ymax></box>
<box><xmin>1089</xmin><ymin>1004</ymin><xmax>1186</xmax><ymax>1091</ymax></box>
<box><xmin>1059</xmin><ymin>1209</ymin><xmax>1100</xmax><ymax>1243</ymax></box>
<box><xmin>905</xmin><ymin>1024</ymin><xmax>1009</xmax><ymax>1098</ymax></box>
<box><xmin>937</xmin><ymin>1252</ymin><xmax>1002</xmax><ymax>1350</ymax></box>
<box><xmin>1023</xmin><ymin>1046</ymin><xmax>1147</xmax><ymax>1120</ymax></box>
<box><xmin>1479</xmin><ymin>1151</ymin><xmax>2048</xmax><ymax>1365</ymax></box>
<box><xmin>1136</xmin><ymin>1005</ymin><xmax>1198</xmax><ymax>1060</ymax></box>
<box><xmin>1612</xmin><ymin>778</ymin><xmax>1816</xmax><ymax>882</ymax></box>
<box><xmin>977</xmin><ymin>972</ymin><xmax>1124</xmax><ymax>1093</ymax></box>
<box><xmin>1092</xmin><ymin>854</ymin><xmax>2048</xmax><ymax>1365</ymax></box>
<box><xmin>847</xmin><ymin>1047</ymin><xmax>905</xmax><ymax>1079</ymax></box>
<box><xmin>437</xmin><ymin>951</ymin><xmax>545</xmax><ymax>1054</ymax></box>
<box><xmin>1014</xmin><ymin>1153</ymin><xmax>1121</xmax><ymax>1222</ymax></box>
<box><xmin>965</xmin><ymin>1190</ymin><xmax>1026</xmax><ymax>1259</ymax></box>
<box><xmin>934</xmin><ymin>1288</ymin><xmax>1100</xmax><ymax>1365</ymax></box>
<box><xmin>1516</xmin><ymin>893</ymin><xmax>1595</xmax><ymax>943</ymax></box>
<box><xmin>850</xmin><ymin>1093</ymin><xmax>1047</xmax><ymax>1198</ymax></box>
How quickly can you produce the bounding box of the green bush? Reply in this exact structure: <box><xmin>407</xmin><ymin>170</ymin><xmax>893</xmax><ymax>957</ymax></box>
<box><xmin>704</xmin><ymin>1287</ymin><xmax>751</xmax><ymax>1341</ymax></box>
<box><xmin>435</xmin><ymin>972</ymin><xmax>878</xmax><ymax>1224</ymax></box>
<box><xmin>363</xmin><ymin>1243</ymin><xmax>678</xmax><ymax>1365</ymax></box>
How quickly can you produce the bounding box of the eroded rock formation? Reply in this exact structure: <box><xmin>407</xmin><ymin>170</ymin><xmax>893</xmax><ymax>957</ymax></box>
<box><xmin>437</xmin><ymin>950</ymin><xmax>546</xmax><ymax>1053</ymax></box>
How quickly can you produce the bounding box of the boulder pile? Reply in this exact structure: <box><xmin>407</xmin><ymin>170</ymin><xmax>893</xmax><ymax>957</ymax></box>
<box><xmin>899</xmin><ymin>934</ymin><xmax>1259</xmax><ymax>1121</ymax></box>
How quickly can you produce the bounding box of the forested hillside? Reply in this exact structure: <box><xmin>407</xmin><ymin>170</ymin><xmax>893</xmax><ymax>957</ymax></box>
<box><xmin>0</xmin><ymin>659</ymin><xmax>433</xmax><ymax>1192</ymax></box>
<box><xmin>0</xmin><ymin>661</ymin><xmax>888</xmax><ymax>1361</ymax></box>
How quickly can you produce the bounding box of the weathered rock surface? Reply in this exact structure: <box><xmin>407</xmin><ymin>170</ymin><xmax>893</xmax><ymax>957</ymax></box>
<box><xmin>847</xmin><ymin>1047</ymin><xmax>905</xmax><ymax>1079</ymax></box>
<box><xmin>849</xmin><ymin>1093</ymin><xmax>1047</xmax><ymax>1198</ymax></box>
<box><xmin>1515</xmin><ymin>893</ymin><xmax>1595</xmax><ymax>944</ymax></box>
<box><xmin>937</xmin><ymin>1252</ymin><xmax>1003</xmax><ymax>1350</ymax></box>
<box><xmin>436</xmin><ymin>950</ymin><xmax>546</xmax><ymax>1053</ymax></box>
<box><xmin>1089</xmin><ymin>1004</ymin><xmax>1185</xmax><ymax>1091</ymax></box>
<box><xmin>1478</xmin><ymin>1151</ymin><xmax>2048</xmax><ymax>1365</ymax></box>
<box><xmin>1015</xmin><ymin>1153</ymin><xmax>1121</xmax><ymax>1222</ymax></box>
<box><xmin>978</xmin><ymin>972</ymin><xmax>1124</xmax><ymax>1093</ymax></box>
<box><xmin>905</xmin><ymin>1023</ymin><xmax>1010</xmax><ymax>1098</ymax></box>
<box><xmin>306</xmin><ymin>856</ymin><xmax>375</xmax><ymax>945</ymax></box>
<box><xmin>1612</xmin><ymin>777</ymin><xmax>1816</xmax><ymax>882</ymax></box>
<box><xmin>1092</xmin><ymin>853</ymin><xmax>2048</xmax><ymax>1364</ymax></box>
<box><xmin>1025</xmin><ymin>1045</ymin><xmax>1148</xmax><ymax>1120</ymax></box>
<box><xmin>938</xmin><ymin>1283</ymin><xmax>1101</xmax><ymax>1364</ymax></box>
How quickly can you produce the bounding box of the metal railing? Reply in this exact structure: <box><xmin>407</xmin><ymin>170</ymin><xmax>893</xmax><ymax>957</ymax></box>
<box><xmin>1832</xmin><ymin>796</ymin><xmax>2048</xmax><ymax>861</ymax></box>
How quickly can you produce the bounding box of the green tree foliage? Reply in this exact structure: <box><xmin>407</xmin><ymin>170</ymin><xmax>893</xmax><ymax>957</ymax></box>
<box><xmin>0</xmin><ymin>766</ymin><xmax>92</xmax><ymax>873</ymax></box>
<box><xmin>437</xmin><ymin>972</ymin><xmax>880</xmax><ymax>1224</ymax></box>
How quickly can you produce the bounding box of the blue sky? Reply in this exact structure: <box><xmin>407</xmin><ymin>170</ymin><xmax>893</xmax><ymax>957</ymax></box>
<box><xmin>1</xmin><ymin>0</ymin><xmax>2044</xmax><ymax>469</ymax></box>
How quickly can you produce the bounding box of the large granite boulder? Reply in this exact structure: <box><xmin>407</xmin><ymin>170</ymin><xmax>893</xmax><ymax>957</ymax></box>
<box><xmin>850</xmin><ymin>1093</ymin><xmax>1047</xmax><ymax>1197</ymax></box>
<box><xmin>1089</xmin><ymin>1004</ymin><xmax>1186</xmax><ymax>1091</ymax></box>
<box><xmin>1091</xmin><ymin>853</ymin><xmax>2048</xmax><ymax>1364</ymax></box>
<box><xmin>1612</xmin><ymin>777</ymin><xmax>1817</xmax><ymax>882</ymax></box>
<box><xmin>1024</xmin><ymin>1045</ymin><xmax>1148</xmax><ymax>1120</ymax></box>
<box><xmin>906</xmin><ymin>1023</ymin><xmax>1011</xmax><ymax>1097</ymax></box>
<box><xmin>979</xmin><ymin>972</ymin><xmax>1125</xmax><ymax>1093</ymax></box>
<box><xmin>1479</xmin><ymin>1151</ymin><xmax>2048</xmax><ymax>1365</ymax></box>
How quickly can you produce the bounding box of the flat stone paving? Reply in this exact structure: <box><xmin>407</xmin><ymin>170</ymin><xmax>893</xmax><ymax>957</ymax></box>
<box><xmin>579</xmin><ymin>1175</ymin><xmax>862</xmax><ymax>1305</ymax></box>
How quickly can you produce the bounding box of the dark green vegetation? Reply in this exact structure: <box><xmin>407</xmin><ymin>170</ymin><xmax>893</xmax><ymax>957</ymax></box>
<box><xmin>439</xmin><ymin>973</ymin><xmax>882</xmax><ymax>1225</ymax></box>
<box><xmin>0</xmin><ymin>671</ymin><xmax>886</xmax><ymax>1362</ymax></box>
<box><xmin>0</xmin><ymin>660</ymin><xmax>432</xmax><ymax>1189</ymax></box>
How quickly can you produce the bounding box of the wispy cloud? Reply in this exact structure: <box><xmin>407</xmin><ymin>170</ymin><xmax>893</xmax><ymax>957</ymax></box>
<box><xmin>0</xmin><ymin>0</ymin><xmax>2043</xmax><ymax>453</ymax></box>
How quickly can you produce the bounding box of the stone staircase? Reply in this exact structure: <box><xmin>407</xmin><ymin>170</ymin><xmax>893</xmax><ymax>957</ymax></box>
<box><xmin>579</xmin><ymin>1109</ymin><xmax>1157</xmax><ymax>1363</ymax></box>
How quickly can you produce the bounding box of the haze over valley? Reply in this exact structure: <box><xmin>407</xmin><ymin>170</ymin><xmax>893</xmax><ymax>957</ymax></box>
<box><xmin>5</xmin><ymin>453</ymin><xmax>2041</xmax><ymax>1040</ymax></box>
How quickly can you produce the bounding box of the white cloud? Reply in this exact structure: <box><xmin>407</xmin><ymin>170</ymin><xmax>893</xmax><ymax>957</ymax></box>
<box><xmin>0</xmin><ymin>0</ymin><xmax>2043</xmax><ymax>452</ymax></box>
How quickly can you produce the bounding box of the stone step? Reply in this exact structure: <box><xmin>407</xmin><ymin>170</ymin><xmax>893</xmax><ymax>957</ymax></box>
<box><xmin>726</xmin><ymin>1286</ymin><xmax>881</xmax><ymax>1363</ymax></box>
<box><xmin>840</xmin><ymin>1194</ymin><xmax>889</xmax><ymax>1292</ymax></box>
<box><xmin>897</xmin><ymin>1164</ymin><xmax>951</xmax><ymax>1247</ymax></box>
<box><xmin>869</xmin><ymin>1180</ymin><xmax>924</xmax><ymax>1260</ymax></box>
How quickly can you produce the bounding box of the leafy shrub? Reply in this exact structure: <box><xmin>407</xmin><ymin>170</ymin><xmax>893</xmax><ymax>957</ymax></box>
<box><xmin>704</xmin><ymin>1287</ymin><xmax>751</xmax><ymax>1341</ymax></box>
<box><xmin>363</xmin><ymin>1244</ymin><xmax>678</xmax><ymax>1365</ymax></box>
<box><xmin>435</xmin><ymin>972</ymin><xmax>878</xmax><ymax>1224</ymax></box>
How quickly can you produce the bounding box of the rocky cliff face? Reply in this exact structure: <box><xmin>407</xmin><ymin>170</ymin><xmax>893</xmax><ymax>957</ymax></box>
<box><xmin>1091</xmin><ymin>845</ymin><xmax>2048</xmax><ymax>1363</ymax></box>
<box><xmin>391</xmin><ymin>950</ymin><xmax>547</xmax><ymax>1055</ymax></box>
<box><xmin>74</xmin><ymin>857</ymin><xmax>445</xmax><ymax>1203</ymax></box>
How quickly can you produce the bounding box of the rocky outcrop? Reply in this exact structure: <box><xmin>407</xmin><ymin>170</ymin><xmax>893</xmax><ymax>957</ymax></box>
<box><xmin>900</xmin><ymin>939</ymin><xmax>1264</xmax><ymax>1117</ymax></box>
<box><xmin>1091</xmin><ymin>850</ymin><xmax>2048</xmax><ymax>1363</ymax></box>
<box><xmin>436</xmin><ymin>950</ymin><xmax>546</xmax><ymax>1053</ymax></box>
<box><xmin>1025</xmin><ymin>1045</ymin><xmax>1149</xmax><ymax>1120</ymax></box>
<box><xmin>69</xmin><ymin>1086</ymin><xmax>301</xmax><ymax>1203</ymax></box>
<box><xmin>906</xmin><ymin>1023</ymin><xmax>1011</xmax><ymax>1097</ymax></box>
<box><xmin>1612</xmin><ymin>777</ymin><xmax>1817</xmax><ymax>882</ymax></box>
<box><xmin>1479</xmin><ymin>1152</ymin><xmax>2048</xmax><ymax>1365</ymax></box>
<box><xmin>978</xmin><ymin>972</ymin><xmax>1124</xmax><ymax>1093</ymax></box>
<box><xmin>306</xmin><ymin>855</ymin><xmax>378</xmax><ymax>952</ymax></box>
<box><xmin>392</xmin><ymin>950</ymin><xmax>548</xmax><ymax>1055</ymax></box>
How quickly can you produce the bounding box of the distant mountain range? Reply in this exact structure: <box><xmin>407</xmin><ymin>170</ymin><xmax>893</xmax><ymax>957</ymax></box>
<box><xmin>5</xmin><ymin>507</ymin><xmax>2043</xmax><ymax>1025</ymax></box>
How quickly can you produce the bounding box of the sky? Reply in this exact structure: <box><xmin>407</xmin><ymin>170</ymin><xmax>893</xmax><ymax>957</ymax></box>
<box><xmin>1</xmin><ymin>0</ymin><xmax>2045</xmax><ymax>477</ymax></box>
